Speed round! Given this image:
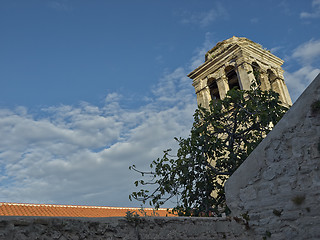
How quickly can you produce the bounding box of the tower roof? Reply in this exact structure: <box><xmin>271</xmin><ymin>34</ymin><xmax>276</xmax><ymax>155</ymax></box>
<box><xmin>188</xmin><ymin>36</ymin><xmax>283</xmax><ymax>81</ymax></box>
<box><xmin>205</xmin><ymin>36</ymin><xmax>262</xmax><ymax>61</ymax></box>
<box><xmin>187</xmin><ymin>36</ymin><xmax>292</xmax><ymax>108</ymax></box>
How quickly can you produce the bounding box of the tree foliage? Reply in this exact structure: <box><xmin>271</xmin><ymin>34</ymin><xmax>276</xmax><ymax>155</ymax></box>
<box><xmin>129</xmin><ymin>86</ymin><xmax>288</xmax><ymax>216</ymax></box>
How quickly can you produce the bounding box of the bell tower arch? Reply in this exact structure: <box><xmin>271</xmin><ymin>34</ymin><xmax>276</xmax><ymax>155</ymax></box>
<box><xmin>188</xmin><ymin>36</ymin><xmax>292</xmax><ymax>109</ymax></box>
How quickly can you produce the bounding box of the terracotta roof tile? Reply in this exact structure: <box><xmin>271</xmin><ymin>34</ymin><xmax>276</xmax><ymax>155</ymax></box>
<box><xmin>0</xmin><ymin>203</ymin><xmax>176</xmax><ymax>217</ymax></box>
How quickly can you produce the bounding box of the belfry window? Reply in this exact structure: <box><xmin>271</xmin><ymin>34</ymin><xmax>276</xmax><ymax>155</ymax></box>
<box><xmin>251</xmin><ymin>62</ymin><xmax>261</xmax><ymax>86</ymax></box>
<box><xmin>225</xmin><ymin>66</ymin><xmax>240</xmax><ymax>90</ymax></box>
<box><xmin>208</xmin><ymin>78</ymin><xmax>220</xmax><ymax>100</ymax></box>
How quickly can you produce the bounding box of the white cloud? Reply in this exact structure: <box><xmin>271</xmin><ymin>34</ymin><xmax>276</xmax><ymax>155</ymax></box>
<box><xmin>47</xmin><ymin>0</ymin><xmax>71</xmax><ymax>12</ymax></box>
<box><xmin>105</xmin><ymin>92</ymin><xmax>121</xmax><ymax>103</ymax></box>
<box><xmin>292</xmin><ymin>39</ymin><xmax>320</xmax><ymax>64</ymax></box>
<box><xmin>180</xmin><ymin>5</ymin><xmax>227</xmax><ymax>27</ymax></box>
<box><xmin>270</xmin><ymin>46</ymin><xmax>283</xmax><ymax>54</ymax></box>
<box><xmin>0</xmin><ymin>67</ymin><xmax>197</xmax><ymax>207</ymax></box>
<box><xmin>300</xmin><ymin>0</ymin><xmax>320</xmax><ymax>18</ymax></box>
<box><xmin>189</xmin><ymin>32</ymin><xmax>217</xmax><ymax>70</ymax></box>
<box><xmin>151</xmin><ymin>67</ymin><xmax>194</xmax><ymax>105</ymax></box>
<box><xmin>284</xmin><ymin>38</ymin><xmax>320</xmax><ymax>102</ymax></box>
<box><xmin>284</xmin><ymin>66</ymin><xmax>320</xmax><ymax>102</ymax></box>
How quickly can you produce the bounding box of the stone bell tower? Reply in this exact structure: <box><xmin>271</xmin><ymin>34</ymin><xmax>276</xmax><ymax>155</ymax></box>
<box><xmin>188</xmin><ymin>36</ymin><xmax>292</xmax><ymax>109</ymax></box>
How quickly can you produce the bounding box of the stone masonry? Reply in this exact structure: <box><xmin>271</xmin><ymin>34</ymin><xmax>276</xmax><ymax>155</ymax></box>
<box><xmin>188</xmin><ymin>36</ymin><xmax>292</xmax><ymax>108</ymax></box>
<box><xmin>226</xmin><ymin>73</ymin><xmax>320</xmax><ymax>239</ymax></box>
<box><xmin>0</xmin><ymin>216</ymin><xmax>251</xmax><ymax>240</ymax></box>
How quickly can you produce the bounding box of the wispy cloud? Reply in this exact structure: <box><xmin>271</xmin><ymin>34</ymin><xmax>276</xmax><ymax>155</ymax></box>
<box><xmin>155</xmin><ymin>55</ymin><xmax>164</xmax><ymax>64</ymax></box>
<box><xmin>270</xmin><ymin>46</ymin><xmax>283</xmax><ymax>54</ymax></box>
<box><xmin>292</xmin><ymin>38</ymin><xmax>320</xmax><ymax>64</ymax></box>
<box><xmin>300</xmin><ymin>0</ymin><xmax>320</xmax><ymax>19</ymax></box>
<box><xmin>284</xmin><ymin>38</ymin><xmax>320</xmax><ymax>101</ymax></box>
<box><xmin>284</xmin><ymin>66</ymin><xmax>320</xmax><ymax>101</ymax></box>
<box><xmin>0</xmin><ymin>68</ymin><xmax>196</xmax><ymax>207</ymax></box>
<box><xmin>278</xmin><ymin>0</ymin><xmax>294</xmax><ymax>16</ymax></box>
<box><xmin>189</xmin><ymin>32</ymin><xmax>217</xmax><ymax>70</ymax></box>
<box><xmin>179</xmin><ymin>4</ymin><xmax>227</xmax><ymax>27</ymax></box>
<box><xmin>250</xmin><ymin>18</ymin><xmax>259</xmax><ymax>24</ymax></box>
<box><xmin>47</xmin><ymin>0</ymin><xmax>71</xmax><ymax>12</ymax></box>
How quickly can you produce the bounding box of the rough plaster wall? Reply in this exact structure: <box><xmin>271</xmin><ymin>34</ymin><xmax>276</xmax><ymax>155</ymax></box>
<box><xmin>0</xmin><ymin>216</ymin><xmax>251</xmax><ymax>240</ymax></box>
<box><xmin>225</xmin><ymin>73</ymin><xmax>320</xmax><ymax>239</ymax></box>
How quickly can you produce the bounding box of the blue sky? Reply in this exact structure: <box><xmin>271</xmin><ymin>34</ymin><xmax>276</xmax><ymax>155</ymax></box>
<box><xmin>0</xmin><ymin>0</ymin><xmax>319</xmax><ymax>207</ymax></box>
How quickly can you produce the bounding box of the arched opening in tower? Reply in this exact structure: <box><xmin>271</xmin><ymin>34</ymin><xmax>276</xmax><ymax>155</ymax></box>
<box><xmin>251</xmin><ymin>62</ymin><xmax>261</xmax><ymax>86</ymax></box>
<box><xmin>208</xmin><ymin>78</ymin><xmax>220</xmax><ymax>100</ymax></box>
<box><xmin>225</xmin><ymin>66</ymin><xmax>240</xmax><ymax>90</ymax></box>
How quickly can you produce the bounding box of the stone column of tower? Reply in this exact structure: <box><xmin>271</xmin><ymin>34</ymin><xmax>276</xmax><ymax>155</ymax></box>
<box><xmin>188</xmin><ymin>36</ymin><xmax>292</xmax><ymax>109</ymax></box>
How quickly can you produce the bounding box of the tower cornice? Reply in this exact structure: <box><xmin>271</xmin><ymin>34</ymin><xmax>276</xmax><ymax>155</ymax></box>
<box><xmin>188</xmin><ymin>36</ymin><xmax>292</xmax><ymax>108</ymax></box>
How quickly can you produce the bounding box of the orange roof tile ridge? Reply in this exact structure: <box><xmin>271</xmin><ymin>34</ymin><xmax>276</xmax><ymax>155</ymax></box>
<box><xmin>0</xmin><ymin>202</ymin><xmax>171</xmax><ymax>211</ymax></box>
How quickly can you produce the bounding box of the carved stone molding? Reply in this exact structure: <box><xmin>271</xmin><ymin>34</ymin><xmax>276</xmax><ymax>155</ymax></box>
<box><xmin>188</xmin><ymin>36</ymin><xmax>292</xmax><ymax>107</ymax></box>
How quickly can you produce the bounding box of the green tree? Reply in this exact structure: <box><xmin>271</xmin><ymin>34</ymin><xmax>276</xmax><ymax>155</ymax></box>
<box><xmin>129</xmin><ymin>86</ymin><xmax>288</xmax><ymax>216</ymax></box>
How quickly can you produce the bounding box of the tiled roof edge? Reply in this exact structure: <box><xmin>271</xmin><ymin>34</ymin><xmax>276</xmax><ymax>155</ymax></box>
<box><xmin>0</xmin><ymin>202</ymin><xmax>171</xmax><ymax>211</ymax></box>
